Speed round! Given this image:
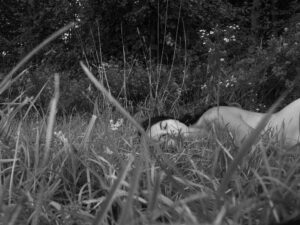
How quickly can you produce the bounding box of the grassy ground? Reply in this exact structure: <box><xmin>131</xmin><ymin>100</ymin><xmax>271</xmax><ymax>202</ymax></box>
<box><xmin>0</xmin><ymin>104</ymin><xmax>300</xmax><ymax>225</ymax></box>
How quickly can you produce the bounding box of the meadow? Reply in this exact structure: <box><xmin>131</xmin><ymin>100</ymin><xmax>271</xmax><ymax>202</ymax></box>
<box><xmin>1</xmin><ymin>24</ymin><xmax>300</xmax><ymax>225</ymax></box>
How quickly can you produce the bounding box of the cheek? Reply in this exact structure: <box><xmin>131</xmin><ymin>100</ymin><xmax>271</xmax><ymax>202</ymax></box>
<box><xmin>147</xmin><ymin>127</ymin><xmax>166</xmax><ymax>141</ymax></box>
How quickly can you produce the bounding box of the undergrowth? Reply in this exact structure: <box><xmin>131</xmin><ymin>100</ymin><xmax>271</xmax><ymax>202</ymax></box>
<box><xmin>1</xmin><ymin>22</ymin><xmax>300</xmax><ymax>225</ymax></box>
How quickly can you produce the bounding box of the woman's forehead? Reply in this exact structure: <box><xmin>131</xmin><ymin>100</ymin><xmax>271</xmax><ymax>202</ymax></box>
<box><xmin>141</xmin><ymin>116</ymin><xmax>175</xmax><ymax>130</ymax></box>
<box><xmin>160</xmin><ymin>120</ymin><xmax>189</xmax><ymax>132</ymax></box>
<box><xmin>148</xmin><ymin>119</ymin><xmax>183</xmax><ymax>131</ymax></box>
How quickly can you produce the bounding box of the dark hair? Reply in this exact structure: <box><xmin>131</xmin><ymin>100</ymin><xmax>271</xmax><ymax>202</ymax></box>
<box><xmin>140</xmin><ymin>102</ymin><xmax>230</xmax><ymax>132</ymax></box>
<box><xmin>141</xmin><ymin>115</ymin><xmax>175</xmax><ymax>130</ymax></box>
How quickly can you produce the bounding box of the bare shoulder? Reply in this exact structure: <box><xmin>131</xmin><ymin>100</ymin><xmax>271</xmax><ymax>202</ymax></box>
<box><xmin>277</xmin><ymin>98</ymin><xmax>300</xmax><ymax>114</ymax></box>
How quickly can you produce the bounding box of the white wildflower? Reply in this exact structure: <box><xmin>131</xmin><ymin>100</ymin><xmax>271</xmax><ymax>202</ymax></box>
<box><xmin>104</xmin><ymin>146</ymin><xmax>113</xmax><ymax>155</ymax></box>
<box><xmin>110</xmin><ymin>118</ymin><xmax>124</xmax><ymax>131</ymax></box>
<box><xmin>224</xmin><ymin>37</ymin><xmax>230</xmax><ymax>43</ymax></box>
<box><xmin>201</xmin><ymin>84</ymin><xmax>207</xmax><ymax>90</ymax></box>
<box><xmin>54</xmin><ymin>130</ymin><xmax>68</xmax><ymax>144</ymax></box>
<box><xmin>230</xmin><ymin>75</ymin><xmax>237</xmax><ymax>83</ymax></box>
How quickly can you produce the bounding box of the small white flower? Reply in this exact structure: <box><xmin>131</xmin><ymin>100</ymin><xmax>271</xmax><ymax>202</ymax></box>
<box><xmin>201</xmin><ymin>84</ymin><xmax>207</xmax><ymax>90</ymax></box>
<box><xmin>54</xmin><ymin>130</ymin><xmax>68</xmax><ymax>144</ymax></box>
<box><xmin>220</xmin><ymin>58</ymin><xmax>225</xmax><ymax>62</ymax></box>
<box><xmin>110</xmin><ymin>118</ymin><xmax>124</xmax><ymax>131</ymax></box>
<box><xmin>224</xmin><ymin>37</ymin><xmax>230</xmax><ymax>43</ymax></box>
<box><xmin>87</xmin><ymin>84</ymin><xmax>92</xmax><ymax>92</ymax></box>
<box><xmin>209</xmin><ymin>31</ymin><xmax>214</xmax><ymax>35</ymax></box>
<box><xmin>230</xmin><ymin>75</ymin><xmax>237</xmax><ymax>82</ymax></box>
<box><xmin>104</xmin><ymin>146</ymin><xmax>113</xmax><ymax>155</ymax></box>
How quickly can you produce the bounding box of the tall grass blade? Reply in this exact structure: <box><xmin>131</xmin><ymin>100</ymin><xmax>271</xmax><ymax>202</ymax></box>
<box><xmin>118</xmin><ymin>158</ymin><xmax>142</xmax><ymax>225</ymax></box>
<box><xmin>253</xmin><ymin>170</ymin><xmax>279</xmax><ymax>223</ymax></box>
<box><xmin>218</xmin><ymin>92</ymin><xmax>288</xmax><ymax>198</ymax></box>
<box><xmin>8</xmin><ymin>123</ymin><xmax>21</xmax><ymax>205</ymax></box>
<box><xmin>92</xmin><ymin>155</ymin><xmax>134</xmax><ymax>225</ymax></box>
<box><xmin>42</xmin><ymin>74</ymin><xmax>59</xmax><ymax>167</ymax></box>
<box><xmin>0</xmin><ymin>22</ymin><xmax>75</xmax><ymax>95</ymax></box>
<box><xmin>22</xmin><ymin>80</ymin><xmax>49</xmax><ymax>119</ymax></box>
<box><xmin>80</xmin><ymin>61</ymin><xmax>145</xmax><ymax>135</ymax></box>
<box><xmin>6</xmin><ymin>203</ymin><xmax>23</xmax><ymax>225</ymax></box>
<box><xmin>82</xmin><ymin>114</ymin><xmax>97</xmax><ymax>148</ymax></box>
<box><xmin>147</xmin><ymin>170</ymin><xmax>162</xmax><ymax>218</ymax></box>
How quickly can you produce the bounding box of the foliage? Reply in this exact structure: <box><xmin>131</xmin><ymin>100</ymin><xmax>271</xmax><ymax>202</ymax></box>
<box><xmin>1</xmin><ymin>11</ymin><xmax>300</xmax><ymax>224</ymax></box>
<box><xmin>180</xmin><ymin>20</ymin><xmax>300</xmax><ymax>113</ymax></box>
<box><xmin>227</xmin><ymin>22</ymin><xmax>300</xmax><ymax>110</ymax></box>
<box><xmin>0</xmin><ymin>0</ymin><xmax>299</xmax><ymax>113</ymax></box>
<box><xmin>0</xmin><ymin>0</ymin><xmax>78</xmax><ymax>68</ymax></box>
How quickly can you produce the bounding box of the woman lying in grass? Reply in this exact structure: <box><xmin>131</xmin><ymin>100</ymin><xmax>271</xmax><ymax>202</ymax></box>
<box><xmin>142</xmin><ymin>99</ymin><xmax>300</xmax><ymax>148</ymax></box>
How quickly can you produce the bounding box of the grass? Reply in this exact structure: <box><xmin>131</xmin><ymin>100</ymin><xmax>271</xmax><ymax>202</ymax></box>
<box><xmin>1</xmin><ymin>24</ymin><xmax>300</xmax><ymax>225</ymax></box>
<box><xmin>1</xmin><ymin>99</ymin><xmax>300</xmax><ymax>225</ymax></box>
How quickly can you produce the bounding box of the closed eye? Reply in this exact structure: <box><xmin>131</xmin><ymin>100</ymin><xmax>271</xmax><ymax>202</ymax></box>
<box><xmin>160</xmin><ymin>121</ymin><xmax>168</xmax><ymax>130</ymax></box>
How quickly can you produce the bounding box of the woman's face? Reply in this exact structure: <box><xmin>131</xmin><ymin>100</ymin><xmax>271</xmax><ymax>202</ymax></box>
<box><xmin>146</xmin><ymin>119</ymin><xmax>189</xmax><ymax>142</ymax></box>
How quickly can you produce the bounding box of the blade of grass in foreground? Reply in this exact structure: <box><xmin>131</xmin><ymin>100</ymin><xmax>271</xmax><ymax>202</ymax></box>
<box><xmin>92</xmin><ymin>155</ymin><xmax>134</xmax><ymax>225</ymax></box>
<box><xmin>253</xmin><ymin>170</ymin><xmax>280</xmax><ymax>223</ymax></box>
<box><xmin>80</xmin><ymin>61</ymin><xmax>146</xmax><ymax>136</ymax></box>
<box><xmin>118</xmin><ymin>158</ymin><xmax>143</xmax><ymax>225</ymax></box>
<box><xmin>42</xmin><ymin>74</ymin><xmax>59</xmax><ymax>167</ymax></box>
<box><xmin>0</xmin><ymin>22</ymin><xmax>75</xmax><ymax>95</ymax></box>
<box><xmin>81</xmin><ymin>61</ymin><xmax>155</xmax><ymax>224</ymax></box>
<box><xmin>8</xmin><ymin>123</ymin><xmax>21</xmax><ymax>205</ymax></box>
<box><xmin>218</xmin><ymin>92</ymin><xmax>288</xmax><ymax>199</ymax></box>
<box><xmin>82</xmin><ymin>114</ymin><xmax>98</xmax><ymax>149</ymax></box>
